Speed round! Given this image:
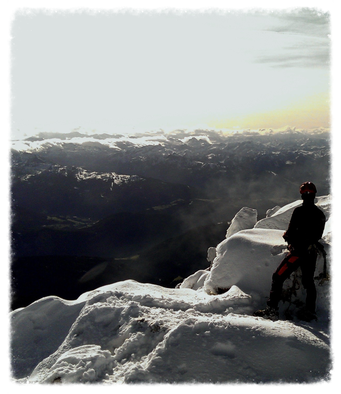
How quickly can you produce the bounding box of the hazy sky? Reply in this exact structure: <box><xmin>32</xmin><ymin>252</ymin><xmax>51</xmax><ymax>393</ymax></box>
<box><xmin>11</xmin><ymin>7</ymin><xmax>330</xmax><ymax>139</ymax></box>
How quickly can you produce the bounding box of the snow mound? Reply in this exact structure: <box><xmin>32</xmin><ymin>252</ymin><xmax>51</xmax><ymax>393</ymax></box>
<box><xmin>10</xmin><ymin>195</ymin><xmax>332</xmax><ymax>384</ymax></box>
<box><xmin>12</xmin><ymin>280</ymin><xmax>330</xmax><ymax>384</ymax></box>
<box><xmin>254</xmin><ymin>200</ymin><xmax>302</xmax><ymax>230</ymax></box>
<box><xmin>30</xmin><ymin>345</ymin><xmax>114</xmax><ymax>383</ymax></box>
<box><xmin>255</xmin><ymin>195</ymin><xmax>331</xmax><ymax>231</ymax></box>
<box><xmin>203</xmin><ymin>228</ymin><xmax>287</xmax><ymax>298</ymax></box>
<box><xmin>123</xmin><ymin>313</ymin><xmax>329</xmax><ymax>384</ymax></box>
<box><xmin>181</xmin><ymin>195</ymin><xmax>331</xmax><ymax>318</ymax></box>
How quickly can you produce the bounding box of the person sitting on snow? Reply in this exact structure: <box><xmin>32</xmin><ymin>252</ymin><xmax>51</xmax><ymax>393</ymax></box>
<box><xmin>254</xmin><ymin>181</ymin><xmax>326</xmax><ymax>321</ymax></box>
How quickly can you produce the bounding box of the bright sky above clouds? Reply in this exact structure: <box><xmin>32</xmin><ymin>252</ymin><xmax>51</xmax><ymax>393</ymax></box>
<box><xmin>9</xmin><ymin>3</ymin><xmax>331</xmax><ymax>139</ymax></box>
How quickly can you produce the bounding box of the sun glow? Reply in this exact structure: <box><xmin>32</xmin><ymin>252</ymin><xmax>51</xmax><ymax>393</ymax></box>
<box><xmin>209</xmin><ymin>92</ymin><xmax>330</xmax><ymax>131</ymax></box>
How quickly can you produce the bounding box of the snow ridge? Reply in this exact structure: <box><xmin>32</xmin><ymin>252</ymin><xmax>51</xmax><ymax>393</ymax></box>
<box><xmin>11</xmin><ymin>196</ymin><xmax>332</xmax><ymax>384</ymax></box>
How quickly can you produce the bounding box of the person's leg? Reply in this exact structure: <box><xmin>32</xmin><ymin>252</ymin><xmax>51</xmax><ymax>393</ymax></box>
<box><xmin>300</xmin><ymin>251</ymin><xmax>317</xmax><ymax>313</ymax></box>
<box><xmin>267</xmin><ymin>254</ymin><xmax>301</xmax><ymax>308</ymax></box>
<box><xmin>254</xmin><ymin>253</ymin><xmax>301</xmax><ymax>319</ymax></box>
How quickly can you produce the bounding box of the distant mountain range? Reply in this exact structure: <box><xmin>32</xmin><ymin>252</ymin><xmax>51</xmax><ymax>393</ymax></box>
<box><xmin>10</xmin><ymin>130</ymin><xmax>331</xmax><ymax>309</ymax></box>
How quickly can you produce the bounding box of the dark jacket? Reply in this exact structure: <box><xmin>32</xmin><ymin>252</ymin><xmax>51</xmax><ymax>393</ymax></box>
<box><xmin>283</xmin><ymin>203</ymin><xmax>326</xmax><ymax>253</ymax></box>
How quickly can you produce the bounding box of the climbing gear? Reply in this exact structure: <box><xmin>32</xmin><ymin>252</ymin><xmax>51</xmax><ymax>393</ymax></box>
<box><xmin>314</xmin><ymin>242</ymin><xmax>329</xmax><ymax>285</ymax></box>
<box><xmin>282</xmin><ymin>268</ymin><xmax>302</xmax><ymax>313</ymax></box>
<box><xmin>277</xmin><ymin>254</ymin><xmax>299</xmax><ymax>276</ymax></box>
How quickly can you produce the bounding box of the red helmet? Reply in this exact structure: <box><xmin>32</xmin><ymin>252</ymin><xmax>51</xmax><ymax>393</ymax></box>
<box><xmin>299</xmin><ymin>181</ymin><xmax>317</xmax><ymax>194</ymax></box>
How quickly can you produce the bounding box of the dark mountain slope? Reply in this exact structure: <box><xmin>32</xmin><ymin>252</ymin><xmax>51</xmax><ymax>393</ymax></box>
<box><xmin>11</xmin><ymin>222</ymin><xmax>227</xmax><ymax>310</ymax></box>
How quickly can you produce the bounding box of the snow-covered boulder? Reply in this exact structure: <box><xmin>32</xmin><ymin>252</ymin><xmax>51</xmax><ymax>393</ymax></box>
<box><xmin>265</xmin><ymin>205</ymin><xmax>281</xmax><ymax>217</ymax></box>
<box><xmin>206</xmin><ymin>246</ymin><xmax>216</xmax><ymax>264</ymax></box>
<box><xmin>204</xmin><ymin>229</ymin><xmax>287</xmax><ymax>299</ymax></box>
<box><xmin>179</xmin><ymin>269</ymin><xmax>209</xmax><ymax>290</ymax></box>
<box><xmin>226</xmin><ymin>206</ymin><xmax>258</xmax><ymax>238</ymax></box>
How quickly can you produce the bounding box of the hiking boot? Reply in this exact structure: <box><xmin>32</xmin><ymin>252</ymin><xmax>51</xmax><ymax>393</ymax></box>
<box><xmin>296</xmin><ymin>308</ymin><xmax>317</xmax><ymax>322</ymax></box>
<box><xmin>253</xmin><ymin>306</ymin><xmax>279</xmax><ymax>321</ymax></box>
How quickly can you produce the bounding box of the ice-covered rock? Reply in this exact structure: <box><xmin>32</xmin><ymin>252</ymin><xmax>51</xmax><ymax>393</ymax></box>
<box><xmin>225</xmin><ymin>206</ymin><xmax>258</xmax><ymax>238</ymax></box>
<box><xmin>206</xmin><ymin>246</ymin><xmax>217</xmax><ymax>264</ymax></box>
<box><xmin>265</xmin><ymin>205</ymin><xmax>281</xmax><ymax>217</ymax></box>
<box><xmin>179</xmin><ymin>269</ymin><xmax>209</xmax><ymax>290</ymax></box>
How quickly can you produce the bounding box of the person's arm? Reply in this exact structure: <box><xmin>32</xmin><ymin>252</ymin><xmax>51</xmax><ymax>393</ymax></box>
<box><xmin>283</xmin><ymin>209</ymin><xmax>298</xmax><ymax>244</ymax></box>
<box><xmin>314</xmin><ymin>210</ymin><xmax>326</xmax><ymax>242</ymax></box>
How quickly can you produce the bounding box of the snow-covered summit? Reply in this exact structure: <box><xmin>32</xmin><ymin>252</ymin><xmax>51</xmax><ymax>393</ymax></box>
<box><xmin>10</xmin><ymin>196</ymin><xmax>332</xmax><ymax>384</ymax></box>
<box><xmin>181</xmin><ymin>195</ymin><xmax>331</xmax><ymax>315</ymax></box>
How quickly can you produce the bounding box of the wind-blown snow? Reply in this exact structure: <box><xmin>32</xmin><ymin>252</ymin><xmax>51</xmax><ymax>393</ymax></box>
<box><xmin>10</xmin><ymin>196</ymin><xmax>332</xmax><ymax>384</ymax></box>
